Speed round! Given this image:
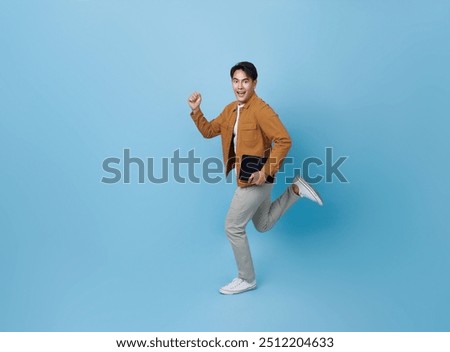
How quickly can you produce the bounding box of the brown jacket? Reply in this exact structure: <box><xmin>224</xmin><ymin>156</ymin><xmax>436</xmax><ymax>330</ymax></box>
<box><xmin>190</xmin><ymin>93</ymin><xmax>292</xmax><ymax>187</ymax></box>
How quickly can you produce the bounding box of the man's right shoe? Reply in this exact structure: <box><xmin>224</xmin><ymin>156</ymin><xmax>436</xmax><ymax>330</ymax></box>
<box><xmin>219</xmin><ymin>278</ymin><xmax>256</xmax><ymax>295</ymax></box>
<box><xmin>293</xmin><ymin>175</ymin><xmax>324</xmax><ymax>206</ymax></box>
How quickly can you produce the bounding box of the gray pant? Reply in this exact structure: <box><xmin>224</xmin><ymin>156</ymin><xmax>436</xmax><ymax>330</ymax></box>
<box><xmin>225</xmin><ymin>184</ymin><xmax>299</xmax><ymax>282</ymax></box>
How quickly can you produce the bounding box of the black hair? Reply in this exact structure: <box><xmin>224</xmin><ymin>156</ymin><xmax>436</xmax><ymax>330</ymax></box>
<box><xmin>230</xmin><ymin>61</ymin><xmax>258</xmax><ymax>81</ymax></box>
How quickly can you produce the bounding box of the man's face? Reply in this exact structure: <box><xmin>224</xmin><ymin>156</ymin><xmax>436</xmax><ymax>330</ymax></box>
<box><xmin>232</xmin><ymin>69</ymin><xmax>257</xmax><ymax>104</ymax></box>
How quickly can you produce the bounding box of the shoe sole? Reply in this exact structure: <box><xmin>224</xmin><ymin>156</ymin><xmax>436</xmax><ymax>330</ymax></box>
<box><xmin>296</xmin><ymin>177</ymin><xmax>323</xmax><ymax>206</ymax></box>
<box><xmin>219</xmin><ymin>284</ymin><xmax>257</xmax><ymax>295</ymax></box>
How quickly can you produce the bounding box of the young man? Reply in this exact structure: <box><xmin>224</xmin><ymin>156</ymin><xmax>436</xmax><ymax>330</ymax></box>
<box><xmin>188</xmin><ymin>61</ymin><xmax>322</xmax><ymax>295</ymax></box>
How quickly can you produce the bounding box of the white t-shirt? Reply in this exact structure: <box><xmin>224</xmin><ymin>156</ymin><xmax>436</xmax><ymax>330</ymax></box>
<box><xmin>233</xmin><ymin>104</ymin><xmax>244</xmax><ymax>153</ymax></box>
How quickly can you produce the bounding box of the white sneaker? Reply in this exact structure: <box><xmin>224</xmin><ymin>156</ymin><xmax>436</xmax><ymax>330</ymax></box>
<box><xmin>293</xmin><ymin>176</ymin><xmax>323</xmax><ymax>206</ymax></box>
<box><xmin>219</xmin><ymin>278</ymin><xmax>256</xmax><ymax>295</ymax></box>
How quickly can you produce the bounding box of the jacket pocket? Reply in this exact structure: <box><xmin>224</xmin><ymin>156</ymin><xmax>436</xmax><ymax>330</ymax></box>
<box><xmin>240</xmin><ymin>123</ymin><xmax>257</xmax><ymax>142</ymax></box>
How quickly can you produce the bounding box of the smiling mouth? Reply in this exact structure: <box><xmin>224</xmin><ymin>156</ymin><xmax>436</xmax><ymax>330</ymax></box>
<box><xmin>237</xmin><ymin>91</ymin><xmax>246</xmax><ymax>97</ymax></box>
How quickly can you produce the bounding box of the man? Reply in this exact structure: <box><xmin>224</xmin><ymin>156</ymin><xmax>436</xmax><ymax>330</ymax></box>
<box><xmin>188</xmin><ymin>61</ymin><xmax>322</xmax><ymax>295</ymax></box>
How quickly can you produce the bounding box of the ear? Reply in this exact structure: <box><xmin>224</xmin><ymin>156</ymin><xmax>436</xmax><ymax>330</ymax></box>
<box><xmin>253</xmin><ymin>79</ymin><xmax>257</xmax><ymax>88</ymax></box>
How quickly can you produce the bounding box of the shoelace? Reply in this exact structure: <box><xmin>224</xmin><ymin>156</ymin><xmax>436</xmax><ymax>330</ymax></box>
<box><xmin>225</xmin><ymin>278</ymin><xmax>243</xmax><ymax>289</ymax></box>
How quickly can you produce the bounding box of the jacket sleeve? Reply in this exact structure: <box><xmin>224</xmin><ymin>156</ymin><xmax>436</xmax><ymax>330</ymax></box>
<box><xmin>256</xmin><ymin>105</ymin><xmax>292</xmax><ymax>177</ymax></box>
<box><xmin>190</xmin><ymin>108</ymin><xmax>223</xmax><ymax>139</ymax></box>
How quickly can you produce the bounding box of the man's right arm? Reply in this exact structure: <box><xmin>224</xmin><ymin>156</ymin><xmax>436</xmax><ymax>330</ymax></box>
<box><xmin>188</xmin><ymin>92</ymin><xmax>222</xmax><ymax>138</ymax></box>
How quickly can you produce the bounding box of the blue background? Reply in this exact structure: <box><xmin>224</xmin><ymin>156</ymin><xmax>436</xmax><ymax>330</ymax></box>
<box><xmin>1</xmin><ymin>0</ymin><xmax>449</xmax><ymax>331</ymax></box>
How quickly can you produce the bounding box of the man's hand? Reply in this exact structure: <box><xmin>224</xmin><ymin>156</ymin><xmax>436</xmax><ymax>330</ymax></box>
<box><xmin>188</xmin><ymin>92</ymin><xmax>202</xmax><ymax>112</ymax></box>
<box><xmin>249</xmin><ymin>170</ymin><xmax>267</xmax><ymax>186</ymax></box>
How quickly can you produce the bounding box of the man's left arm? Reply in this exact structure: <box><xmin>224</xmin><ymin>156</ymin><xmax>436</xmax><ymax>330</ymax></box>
<box><xmin>257</xmin><ymin>105</ymin><xmax>292</xmax><ymax>178</ymax></box>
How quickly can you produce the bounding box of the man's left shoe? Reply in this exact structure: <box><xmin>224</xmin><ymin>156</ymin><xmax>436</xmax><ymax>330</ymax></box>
<box><xmin>219</xmin><ymin>278</ymin><xmax>257</xmax><ymax>295</ymax></box>
<box><xmin>293</xmin><ymin>176</ymin><xmax>323</xmax><ymax>206</ymax></box>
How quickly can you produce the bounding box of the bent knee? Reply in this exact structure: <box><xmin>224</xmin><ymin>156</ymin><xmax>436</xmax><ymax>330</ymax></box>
<box><xmin>254</xmin><ymin>222</ymin><xmax>271</xmax><ymax>233</ymax></box>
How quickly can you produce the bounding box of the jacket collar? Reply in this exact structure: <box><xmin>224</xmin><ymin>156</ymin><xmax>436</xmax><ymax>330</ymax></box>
<box><xmin>232</xmin><ymin>93</ymin><xmax>258</xmax><ymax>112</ymax></box>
